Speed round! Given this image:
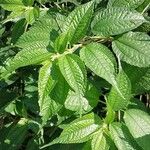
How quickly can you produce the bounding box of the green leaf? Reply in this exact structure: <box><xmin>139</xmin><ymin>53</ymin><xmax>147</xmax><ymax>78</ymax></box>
<box><xmin>0</xmin><ymin>25</ymin><xmax>5</xmax><ymax>37</ymax></box>
<box><xmin>49</xmin><ymin>143</ymin><xmax>85</xmax><ymax>150</ymax></box>
<box><xmin>0</xmin><ymin>0</ymin><xmax>38</xmax><ymax>24</ymax></box>
<box><xmin>23</xmin><ymin>0</ymin><xmax>34</xmax><ymax>6</ymax></box>
<box><xmin>136</xmin><ymin>0</ymin><xmax>150</xmax><ymax>12</ymax></box>
<box><xmin>38</xmin><ymin>61</ymin><xmax>56</xmax><ymax>108</ymax></box>
<box><xmin>110</xmin><ymin>122</ymin><xmax>142</xmax><ymax>150</ymax></box>
<box><xmin>122</xmin><ymin>62</ymin><xmax>150</xmax><ymax>94</ymax></box>
<box><xmin>65</xmin><ymin>91</ymin><xmax>90</xmax><ymax>113</ymax></box>
<box><xmin>107</xmin><ymin>0</ymin><xmax>145</xmax><ymax>9</ymax></box>
<box><xmin>91</xmin><ymin>129</ymin><xmax>109</xmax><ymax>150</ymax></box>
<box><xmin>133</xmin><ymin>67</ymin><xmax>150</xmax><ymax>93</ymax></box>
<box><xmin>0</xmin><ymin>0</ymin><xmax>31</xmax><ymax>23</ymax></box>
<box><xmin>40</xmin><ymin>96</ymin><xmax>61</xmax><ymax>125</ymax></box>
<box><xmin>3</xmin><ymin>118</ymin><xmax>28</xmax><ymax>150</ymax></box>
<box><xmin>11</xmin><ymin>18</ymin><xmax>27</xmax><ymax>44</ymax></box>
<box><xmin>2</xmin><ymin>14</ymin><xmax>58</xmax><ymax>77</ymax></box>
<box><xmin>112</xmin><ymin>32</ymin><xmax>150</xmax><ymax>67</ymax></box>
<box><xmin>1</xmin><ymin>48</ymin><xmax>52</xmax><ymax>79</ymax></box>
<box><xmin>127</xmin><ymin>98</ymin><xmax>147</xmax><ymax>111</ymax></box>
<box><xmin>64</xmin><ymin>82</ymin><xmax>98</xmax><ymax>113</ymax></box>
<box><xmin>85</xmin><ymin>82</ymin><xmax>99</xmax><ymax>109</ymax></box>
<box><xmin>0</xmin><ymin>13</ymin><xmax>59</xmax><ymax>79</ymax></box>
<box><xmin>0</xmin><ymin>89</ymin><xmax>17</xmax><ymax>110</ymax></box>
<box><xmin>108</xmin><ymin>71</ymin><xmax>131</xmax><ymax>111</ymax></box>
<box><xmin>105</xmin><ymin>106</ymin><xmax>115</xmax><ymax>124</ymax></box>
<box><xmin>16</xmin><ymin>13</ymin><xmax>59</xmax><ymax>50</ymax></box>
<box><xmin>50</xmin><ymin>69</ymin><xmax>70</xmax><ymax>105</ymax></box>
<box><xmin>91</xmin><ymin>7</ymin><xmax>146</xmax><ymax>36</ymax></box>
<box><xmin>58</xmin><ymin>54</ymin><xmax>87</xmax><ymax>95</ymax></box>
<box><xmin>4</xmin><ymin>100</ymin><xmax>26</xmax><ymax>116</ymax></box>
<box><xmin>80</xmin><ymin>43</ymin><xmax>118</xmax><ymax>91</ymax></box>
<box><xmin>26</xmin><ymin>138</ymin><xmax>39</xmax><ymax>150</ymax></box>
<box><xmin>0</xmin><ymin>124</ymin><xmax>12</xmax><ymax>148</ymax></box>
<box><xmin>42</xmin><ymin>113</ymin><xmax>101</xmax><ymax>148</ymax></box>
<box><xmin>0</xmin><ymin>0</ymin><xmax>25</xmax><ymax>11</ymax></box>
<box><xmin>124</xmin><ymin>109</ymin><xmax>150</xmax><ymax>150</ymax></box>
<box><xmin>54</xmin><ymin>32</ymin><xmax>69</xmax><ymax>53</ymax></box>
<box><xmin>38</xmin><ymin>61</ymin><xmax>60</xmax><ymax>124</ymax></box>
<box><xmin>2</xmin><ymin>10</ymin><xmax>25</xmax><ymax>23</ymax></box>
<box><xmin>54</xmin><ymin>13</ymin><xmax>67</xmax><ymax>29</ymax></box>
<box><xmin>62</xmin><ymin>1</ymin><xmax>94</xmax><ymax>45</ymax></box>
<box><xmin>24</xmin><ymin>7</ymin><xmax>39</xmax><ymax>24</ymax></box>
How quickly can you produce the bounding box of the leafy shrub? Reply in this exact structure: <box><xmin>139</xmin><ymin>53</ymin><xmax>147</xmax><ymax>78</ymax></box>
<box><xmin>0</xmin><ymin>0</ymin><xmax>150</xmax><ymax>149</ymax></box>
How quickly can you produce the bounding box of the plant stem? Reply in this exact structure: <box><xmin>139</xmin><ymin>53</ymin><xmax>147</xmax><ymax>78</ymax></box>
<box><xmin>51</xmin><ymin>43</ymin><xmax>82</xmax><ymax>61</ymax></box>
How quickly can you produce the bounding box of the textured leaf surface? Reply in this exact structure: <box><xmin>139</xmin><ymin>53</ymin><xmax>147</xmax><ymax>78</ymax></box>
<box><xmin>40</xmin><ymin>96</ymin><xmax>61</xmax><ymax>125</ymax></box>
<box><xmin>0</xmin><ymin>13</ymin><xmax>59</xmax><ymax>78</ymax></box>
<box><xmin>62</xmin><ymin>1</ymin><xmax>94</xmax><ymax>45</ymax></box>
<box><xmin>91</xmin><ymin>7</ymin><xmax>146</xmax><ymax>36</ymax></box>
<box><xmin>0</xmin><ymin>0</ymin><xmax>25</xmax><ymax>11</ymax></box>
<box><xmin>110</xmin><ymin>122</ymin><xmax>142</xmax><ymax>150</ymax></box>
<box><xmin>136</xmin><ymin>22</ymin><xmax>150</xmax><ymax>33</ymax></box>
<box><xmin>124</xmin><ymin>109</ymin><xmax>150</xmax><ymax>150</ymax></box>
<box><xmin>108</xmin><ymin>71</ymin><xmax>131</xmax><ymax>111</ymax></box>
<box><xmin>80</xmin><ymin>43</ymin><xmax>117</xmax><ymax>90</ymax></box>
<box><xmin>24</xmin><ymin>7</ymin><xmax>39</xmax><ymax>24</ymax></box>
<box><xmin>38</xmin><ymin>61</ymin><xmax>56</xmax><ymax>108</ymax></box>
<box><xmin>108</xmin><ymin>0</ymin><xmax>144</xmax><ymax>9</ymax></box>
<box><xmin>16</xmin><ymin>13</ymin><xmax>58</xmax><ymax>50</ymax></box>
<box><xmin>3</xmin><ymin>118</ymin><xmax>28</xmax><ymax>150</ymax></box>
<box><xmin>91</xmin><ymin>129</ymin><xmax>109</xmax><ymax>150</ymax></box>
<box><xmin>65</xmin><ymin>82</ymin><xmax>99</xmax><ymax>113</ymax></box>
<box><xmin>54</xmin><ymin>33</ymin><xmax>69</xmax><ymax>53</ymax></box>
<box><xmin>58</xmin><ymin>54</ymin><xmax>87</xmax><ymax>95</ymax></box>
<box><xmin>38</xmin><ymin>61</ymin><xmax>59</xmax><ymax>123</ymax></box>
<box><xmin>43</xmin><ymin>113</ymin><xmax>101</xmax><ymax>147</ymax></box>
<box><xmin>50</xmin><ymin>67</ymin><xmax>70</xmax><ymax>104</ymax></box>
<box><xmin>65</xmin><ymin>91</ymin><xmax>90</xmax><ymax>113</ymax></box>
<box><xmin>113</xmin><ymin>32</ymin><xmax>150</xmax><ymax>67</ymax></box>
<box><xmin>1</xmin><ymin>48</ymin><xmax>52</xmax><ymax>78</ymax></box>
<box><xmin>122</xmin><ymin>63</ymin><xmax>150</xmax><ymax>94</ymax></box>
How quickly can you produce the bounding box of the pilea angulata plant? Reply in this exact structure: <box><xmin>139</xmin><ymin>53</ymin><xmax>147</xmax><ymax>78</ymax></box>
<box><xmin>0</xmin><ymin>0</ymin><xmax>150</xmax><ymax>149</ymax></box>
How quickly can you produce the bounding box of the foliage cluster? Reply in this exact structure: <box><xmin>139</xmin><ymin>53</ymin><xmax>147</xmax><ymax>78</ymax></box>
<box><xmin>0</xmin><ymin>0</ymin><xmax>150</xmax><ymax>149</ymax></box>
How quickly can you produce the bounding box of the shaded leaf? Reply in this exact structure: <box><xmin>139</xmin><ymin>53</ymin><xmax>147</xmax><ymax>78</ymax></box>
<box><xmin>3</xmin><ymin>118</ymin><xmax>28</xmax><ymax>150</ymax></box>
<box><xmin>58</xmin><ymin>54</ymin><xmax>87</xmax><ymax>95</ymax></box>
<box><xmin>11</xmin><ymin>18</ymin><xmax>27</xmax><ymax>44</ymax></box>
<box><xmin>108</xmin><ymin>71</ymin><xmax>131</xmax><ymax>111</ymax></box>
<box><xmin>124</xmin><ymin>109</ymin><xmax>150</xmax><ymax>150</ymax></box>
<box><xmin>122</xmin><ymin>62</ymin><xmax>150</xmax><ymax>94</ymax></box>
<box><xmin>24</xmin><ymin>6</ymin><xmax>39</xmax><ymax>24</ymax></box>
<box><xmin>110</xmin><ymin>122</ymin><xmax>142</xmax><ymax>150</ymax></box>
<box><xmin>38</xmin><ymin>61</ymin><xmax>60</xmax><ymax>124</ymax></box>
